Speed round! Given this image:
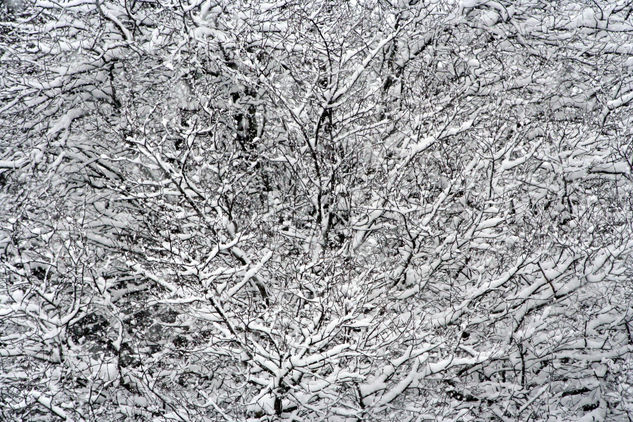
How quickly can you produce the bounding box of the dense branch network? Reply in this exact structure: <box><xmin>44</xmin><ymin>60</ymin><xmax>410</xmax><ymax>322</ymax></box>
<box><xmin>1</xmin><ymin>0</ymin><xmax>632</xmax><ymax>420</ymax></box>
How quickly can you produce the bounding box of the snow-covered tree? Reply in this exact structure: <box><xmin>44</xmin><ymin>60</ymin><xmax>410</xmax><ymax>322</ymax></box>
<box><xmin>1</xmin><ymin>0</ymin><xmax>632</xmax><ymax>420</ymax></box>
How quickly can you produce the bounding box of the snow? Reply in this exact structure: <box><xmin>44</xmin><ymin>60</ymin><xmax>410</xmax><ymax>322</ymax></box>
<box><xmin>31</xmin><ymin>391</ymin><xmax>74</xmax><ymax>420</ymax></box>
<box><xmin>460</xmin><ymin>0</ymin><xmax>480</xmax><ymax>8</ymax></box>
<box><xmin>480</xmin><ymin>10</ymin><xmax>500</xmax><ymax>27</ymax></box>
<box><xmin>476</xmin><ymin>217</ymin><xmax>504</xmax><ymax>231</ymax></box>
<box><xmin>403</xmin><ymin>136</ymin><xmax>436</xmax><ymax>157</ymax></box>
<box><xmin>607</xmin><ymin>90</ymin><xmax>633</xmax><ymax>109</ymax></box>
<box><xmin>47</xmin><ymin>108</ymin><xmax>86</xmax><ymax>138</ymax></box>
